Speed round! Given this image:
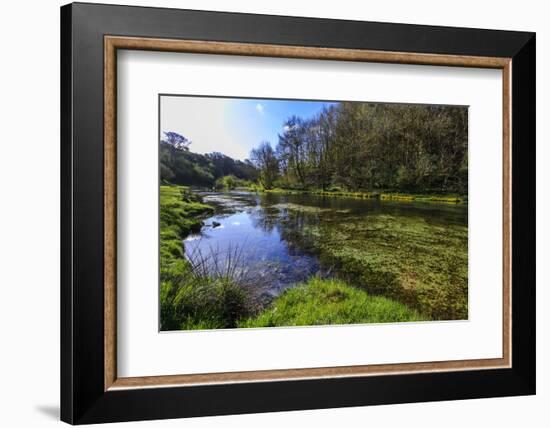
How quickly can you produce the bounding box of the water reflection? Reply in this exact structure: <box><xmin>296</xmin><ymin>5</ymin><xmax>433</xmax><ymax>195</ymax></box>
<box><xmin>184</xmin><ymin>191</ymin><xmax>467</xmax><ymax>297</ymax></box>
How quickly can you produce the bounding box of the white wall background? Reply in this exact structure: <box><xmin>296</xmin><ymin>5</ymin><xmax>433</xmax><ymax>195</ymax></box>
<box><xmin>0</xmin><ymin>0</ymin><xmax>546</xmax><ymax>426</ymax></box>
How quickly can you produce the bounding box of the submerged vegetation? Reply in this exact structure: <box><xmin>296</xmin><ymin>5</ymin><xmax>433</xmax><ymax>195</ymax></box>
<box><xmin>280</xmin><ymin>205</ymin><xmax>468</xmax><ymax>320</ymax></box>
<box><xmin>261</xmin><ymin>188</ymin><xmax>465</xmax><ymax>204</ymax></box>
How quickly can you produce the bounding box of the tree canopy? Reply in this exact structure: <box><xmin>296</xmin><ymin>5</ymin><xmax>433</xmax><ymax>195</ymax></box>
<box><xmin>255</xmin><ymin>102</ymin><xmax>468</xmax><ymax>194</ymax></box>
<box><xmin>161</xmin><ymin>101</ymin><xmax>468</xmax><ymax>195</ymax></box>
<box><xmin>160</xmin><ymin>132</ymin><xmax>258</xmax><ymax>187</ymax></box>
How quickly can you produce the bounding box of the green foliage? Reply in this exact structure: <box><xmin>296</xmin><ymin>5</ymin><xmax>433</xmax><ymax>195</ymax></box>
<box><xmin>250</xmin><ymin>141</ymin><xmax>279</xmax><ymax>189</ymax></box>
<box><xmin>240</xmin><ymin>278</ymin><xmax>427</xmax><ymax>327</ymax></box>
<box><xmin>162</xmin><ymin>102</ymin><xmax>467</xmax><ymax>198</ymax></box>
<box><xmin>251</xmin><ymin>102</ymin><xmax>468</xmax><ymax>195</ymax></box>
<box><xmin>214</xmin><ymin>174</ymin><xmax>254</xmax><ymax>190</ymax></box>
<box><xmin>160</xmin><ymin>140</ymin><xmax>258</xmax><ymax>188</ymax></box>
<box><xmin>215</xmin><ymin>174</ymin><xmax>238</xmax><ymax>190</ymax></box>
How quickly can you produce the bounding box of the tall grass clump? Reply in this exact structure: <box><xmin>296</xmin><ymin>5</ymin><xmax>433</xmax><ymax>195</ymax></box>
<box><xmin>240</xmin><ymin>277</ymin><xmax>427</xmax><ymax>328</ymax></box>
<box><xmin>160</xmin><ymin>186</ymin><xmax>266</xmax><ymax>330</ymax></box>
<box><xmin>179</xmin><ymin>242</ymin><xmax>267</xmax><ymax>329</ymax></box>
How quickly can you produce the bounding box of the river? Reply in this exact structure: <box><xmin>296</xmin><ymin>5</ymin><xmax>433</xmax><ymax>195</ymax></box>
<box><xmin>184</xmin><ymin>191</ymin><xmax>468</xmax><ymax>312</ymax></box>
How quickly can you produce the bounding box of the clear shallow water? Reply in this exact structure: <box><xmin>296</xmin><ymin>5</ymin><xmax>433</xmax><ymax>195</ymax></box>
<box><xmin>184</xmin><ymin>191</ymin><xmax>468</xmax><ymax>297</ymax></box>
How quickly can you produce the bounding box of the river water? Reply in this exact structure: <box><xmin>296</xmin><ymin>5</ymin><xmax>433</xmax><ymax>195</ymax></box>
<box><xmin>184</xmin><ymin>191</ymin><xmax>468</xmax><ymax>300</ymax></box>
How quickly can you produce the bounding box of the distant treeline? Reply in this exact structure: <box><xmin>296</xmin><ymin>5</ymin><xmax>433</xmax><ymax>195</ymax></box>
<box><xmin>161</xmin><ymin>101</ymin><xmax>468</xmax><ymax>194</ymax></box>
<box><xmin>160</xmin><ymin>132</ymin><xmax>258</xmax><ymax>187</ymax></box>
<box><xmin>251</xmin><ymin>102</ymin><xmax>468</xmax><ymax>194</ymax></box>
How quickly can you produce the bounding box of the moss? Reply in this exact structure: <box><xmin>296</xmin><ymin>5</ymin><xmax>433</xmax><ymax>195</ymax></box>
<box><xmin>159</xmin><ymin>186</ymin><xmax>212</xmax><ymax>268</ymax></box>
<box><xmin>259</xmin><ymin>188</ymin><xmax>465</xmax><ymax>204</ymax></box>
<box><xmin>380</xmin><ymin>193</ymin><xmax>463</xmax><ymax>203</ymax></box>
<box><xmin>160</xmin><ymin>186</ymin><xmax>213</xmax><ymax>235</ymax></box>
<box><xmin>240</xmin><ymin>277</ymin><xmax>427</xmax><ymax>327</ymax></box>
<box><xmin>261</xmin><ymin>188</ymin><xmax>306</xmax><ymax>195</ymax></box>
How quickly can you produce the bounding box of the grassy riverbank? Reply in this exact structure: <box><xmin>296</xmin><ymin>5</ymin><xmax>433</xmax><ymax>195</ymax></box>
<box><xmin>159</xmin><ymin>185</ymin><xmax>216</xmax><ymax>330</ymax></box>
<box><xmin>161</xmin><ymin>185</ymin><xmax>268</xmax><ymax>330</ymax></box>
<box><xmin>160</xmin><ymin>185</ymin><xmax>213</xmax><ymax>262</ymax></box>
<box><xmin>240</xmin><ymin>278</ymin><xmax>427</xmax><ymax>327</ymax></box>
<box><xmin>160</xmin><ymin>185</ymin><xmax>431</xmax><ymax>330</ymax></box>
<box><xmin>257</xmin><ymin>187</ymin><xmax>465</xmax><ymax>204</ymax></box>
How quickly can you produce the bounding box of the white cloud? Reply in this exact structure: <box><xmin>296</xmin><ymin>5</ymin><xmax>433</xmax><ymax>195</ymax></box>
<box><xmin>255</xmin><ymin>103</ymin><xmax>265</xmax><ymax>114</ymax></box>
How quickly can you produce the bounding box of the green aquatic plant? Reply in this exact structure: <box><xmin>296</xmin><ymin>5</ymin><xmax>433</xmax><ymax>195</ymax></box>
<box><xmin>260</xmin><ymin>188</ymin><xmax>465</xmax><ymax>204</ymax></box>
<box><xmin>272</xmin><ymin>203</ymin><xmax>330</xmax><ymax>214</ymax></box>
<box><xmin>297</xmin><ymin>213</ymin><xmax>468</xmax><ymax>320</ymax></box>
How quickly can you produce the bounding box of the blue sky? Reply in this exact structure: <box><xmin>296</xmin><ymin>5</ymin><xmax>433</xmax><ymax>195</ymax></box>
<box><xmin>160</xmin><ymin>96</ymin><xmax>338</xmax><ymax>160</ymax></box>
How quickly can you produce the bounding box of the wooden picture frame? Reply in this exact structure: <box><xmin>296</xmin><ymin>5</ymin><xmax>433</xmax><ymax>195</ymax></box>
<box><xmin>61</xmin><ymin>2</ymin><xmax>535</xmax><ymax>424</ymax></box>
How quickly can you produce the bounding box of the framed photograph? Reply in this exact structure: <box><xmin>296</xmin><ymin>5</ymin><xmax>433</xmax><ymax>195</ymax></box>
<box><xmin>61</xmin><ymin>2</ymin><xmax>535</xmax><ymax>424</ymax></box>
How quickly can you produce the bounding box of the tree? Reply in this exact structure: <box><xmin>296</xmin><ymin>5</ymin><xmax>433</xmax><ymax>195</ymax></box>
<box><xmin>250</xmin><ymin>142</ymin><xmax>279</xmax><ymax>189</ymax></box>
<box><xmin>214</xmin><ymin>175</ymin><xmax>239</xmax><ymax>190</ymax></box>
<box><xmin>160</xmin><ymin>131</ymin><xmax>260</xmax><ymax>187</ymax></box>
<box><xmin>249</xmin><ymin>102</ymin><xmax>468</xmax><ymax>194</ymax></box>
<box><xmin>162</xmin><ymin>131</ymin><xmax>191</xmax><ymax>151</ymax></box>
<box><xmin>161</xmin><ymin>100</ymin><xmax>469</xmax><ymax>195</ymax></box>
<box><xmin>315</xmin><ymin>106</ymin><xmax>338</xmax><ymax>190</ymax></box>
<box><xmin>277</xmin><ymin>116</ymin><xmax>309</xmax><ymax>188</ymax></box>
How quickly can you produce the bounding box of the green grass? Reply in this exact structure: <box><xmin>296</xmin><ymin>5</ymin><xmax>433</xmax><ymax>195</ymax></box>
<box><xmin>160</xmin><ymin>185</ymin><xmax>213</xmax><ymax>270</ymax></box>
<box><xmin>240</xmin><ymin>277</ymin><xmax>427</xmax><ymax>327</ymax></box>
<box><xmin>160</xmin><ymin>185</ymin><xmax>218</xmax><ymax>330</ymax></box>
<box><xmin>162</xmin><ymin>274</ymin><xmax>259</xmax><ymax>330</ymax></box>
<box><xmin>160</xmin><ymin>185</ymin><xmax>213</xmax><ymax>238</ymax></box>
